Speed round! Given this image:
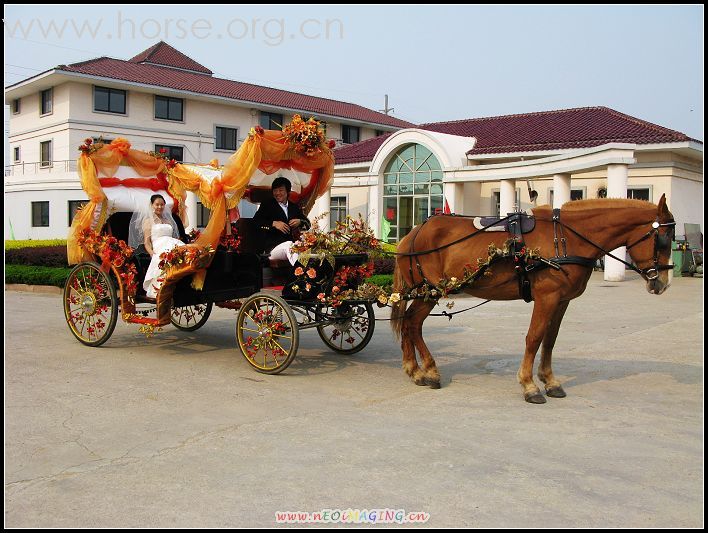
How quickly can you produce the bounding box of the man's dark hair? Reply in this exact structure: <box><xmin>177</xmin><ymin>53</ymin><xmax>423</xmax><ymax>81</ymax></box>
<box><xmin>272</xmin><ymin>176</ymin><xmax>292</xmax><ymax>193</ymax></box>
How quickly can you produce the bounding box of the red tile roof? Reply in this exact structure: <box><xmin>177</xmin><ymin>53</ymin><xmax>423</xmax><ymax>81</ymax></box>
<box><xmin>128</xmin><ymin>41</ymin><xmax>212</xmax><ymax>75</ymax></box>
<box><xmin>333</xmin><ymin>106</ymin><xmax>700</xmax><ymax>164</ymax></box>
<box><xmin>50</xmin><ymin>43</ymin><xmax>414</xmax><ymax>129</ymax></box>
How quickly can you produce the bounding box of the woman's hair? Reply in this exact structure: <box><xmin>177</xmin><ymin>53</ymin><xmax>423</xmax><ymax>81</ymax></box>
<box><xmin>271</xmin><ymin>176</ymin><xmax>292</xmax><ymax>193</ymax></box>
<box><xmin>150</xmin><ymin>194</ymin><xmax>166</xmax><ymax>204</ymax></box>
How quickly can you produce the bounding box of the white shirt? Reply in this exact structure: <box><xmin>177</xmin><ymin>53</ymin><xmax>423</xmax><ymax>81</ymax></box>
<box><xmin>279</xmin><ymin>201</ymin><xmax>289</xmax><ymax>218</ymax></box>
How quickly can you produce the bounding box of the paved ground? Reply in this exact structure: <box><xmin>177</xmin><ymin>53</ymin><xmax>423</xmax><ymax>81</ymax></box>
<box><xmin>4</xmin><ymin>272</ymin><xmax>703</xmax><ymax>527</ymax></box>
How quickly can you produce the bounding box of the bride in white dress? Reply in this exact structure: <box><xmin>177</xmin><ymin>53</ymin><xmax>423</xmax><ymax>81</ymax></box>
<box><xmin>129</xmin><ymin>194</ymin><xmax>184</xmax><ymax>298</ymax></box>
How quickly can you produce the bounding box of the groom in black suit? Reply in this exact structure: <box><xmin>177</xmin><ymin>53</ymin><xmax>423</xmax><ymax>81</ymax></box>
<box><xmin>253</xmin><ymin>176</ymin><xmax>311</xmax><ymax>263</ymax></box>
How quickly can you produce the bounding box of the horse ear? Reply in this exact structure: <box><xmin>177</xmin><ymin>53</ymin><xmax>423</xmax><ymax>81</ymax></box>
<box><xmin>657</xmin><ymin>193</ymin><xmax>668</xmax><ymax>214</ymax></box>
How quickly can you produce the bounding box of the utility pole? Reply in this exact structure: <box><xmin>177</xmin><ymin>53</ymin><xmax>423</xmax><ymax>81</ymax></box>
<box><xmin>379</xmin><ymin>94</ymin><xmax>394</xmax><ymax>115</ymax></box>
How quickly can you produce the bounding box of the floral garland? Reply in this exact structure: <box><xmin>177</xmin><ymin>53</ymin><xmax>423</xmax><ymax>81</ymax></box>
<box><xmin>157</xmin><ymin>244</ymin><xmax>214</xmax><ymax>272</ymax></box>
<box><xmin>78</xmin><ymin>137</ymin><xmax>103</xmax><ymax>155</ymax></box>
<box><xmin>76</xmin><ymin>228</ymin><xmax>138</xmax><ymax>297</ymax></box>
<box><xmin>281</xmin><ymin>114</ymin><xmax>330</xmax><ymax>157</ymax></box>
<box><xmin>219</xmin><ymin>231</ymin><xmax>241</xmax><ymax>252</ymax></box>
<box><xmin>148</xmin><ymin>147</ymin><xmax>178</xmax><ymax>170</ymax></box>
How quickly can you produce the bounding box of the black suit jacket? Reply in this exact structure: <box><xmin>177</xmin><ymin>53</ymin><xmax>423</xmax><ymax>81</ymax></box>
<box><xmin>253</xmin><ymin>197</ymin><xmax>311</xmax><ymax>252</ymax></box>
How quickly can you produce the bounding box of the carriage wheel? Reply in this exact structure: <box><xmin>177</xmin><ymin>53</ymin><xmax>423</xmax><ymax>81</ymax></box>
<box><xmin>236</xmin><ymin>293</ymin><xmax>299</xmax><ymax>374</ymax></box>
<box><xmin>171</xmin><ymin>302</ymin><xmax>213</xmax><ymax>331</ymax></box>
<box><xmin>63</xmin><ymin>262</ymin><xmax>118</xmax><ymax>347</ymax></box>
<box><xmin>317</xmin><ymin>301</ymin><xmax>375</xmax><ymax>355</ymax></box>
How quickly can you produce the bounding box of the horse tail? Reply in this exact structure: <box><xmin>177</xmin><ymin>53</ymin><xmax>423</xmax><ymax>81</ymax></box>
<box><xmin>390</xmin><ymin>259</ymin><xmax>409</xmax><ymax>341</ymax></box>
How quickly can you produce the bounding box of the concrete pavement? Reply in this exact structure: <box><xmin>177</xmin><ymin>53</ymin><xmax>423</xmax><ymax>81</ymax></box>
<box><xmin>4</xmin><ymin>272</ymin><xmax>703</xmax><ymax>527</ymax></box>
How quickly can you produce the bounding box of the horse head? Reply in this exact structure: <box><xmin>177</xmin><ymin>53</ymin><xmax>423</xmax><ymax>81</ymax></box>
<box><xmin>624</xmin><ymin>194</ymin><xmax>675</xmax><ymax>295</ymax></box>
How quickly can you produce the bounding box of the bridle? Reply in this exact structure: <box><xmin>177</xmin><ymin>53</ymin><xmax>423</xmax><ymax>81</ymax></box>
<box><xmin>625</xmin><ymin>219</ymin><xmax>676</xmax><ymax>281</ymax></box>
<box><xmin>555</xmin><ymin>214</ymin><xmax>676</xmax><ymax>282</ymax></box>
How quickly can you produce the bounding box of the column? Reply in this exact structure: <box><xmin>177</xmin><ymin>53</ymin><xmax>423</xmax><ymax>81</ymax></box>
<box><xmin>184</xmin><ymin>191</ymin><xmax>198</xmax><ymax>232</ymax></box>
<box><xmin>553</xmin><ymin>173</ymin><xmax>571</xmax><ymax>209</ymax></box>
<box><xmin>500</xmin><ymin>179</ymin><xmax>516</xmax><ymax>215</ymax></box>
<box><xmin>313</xmin><ymin>189</ymin><xmax>331</xmax><ymax>230</ymax></box>
<box><xmin>444</xmin><ymin>182</ymin><xmax>464</xmax><ymax>214</ymax></box>
<box><xmin>604</xmin><ymin>164</ymin><xmax>629</xmax><ymax>282</ymax></box>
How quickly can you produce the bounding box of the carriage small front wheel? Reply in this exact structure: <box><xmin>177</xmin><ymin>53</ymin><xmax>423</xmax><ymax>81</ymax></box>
<box><xmin>236</xmin><ymin>292</ymin><xmax>299</xmax><ymax>374</ymax></box>
<box><xmin>171</xmin><ymin>302</ymin><xmax>213</xmax><ymax>331</ymax></box>
<box><xmin>317</xmin><ymin>301</ymin><xmax>375</xmax><ymax>355</ymax></box>
<box><xmin>63</xmin><ymin>262</ymin><xmax>119</xmax><ymax>347</ymax></box>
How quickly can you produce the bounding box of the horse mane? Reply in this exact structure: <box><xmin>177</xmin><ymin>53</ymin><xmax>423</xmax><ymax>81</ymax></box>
<box><xmin>561</xmin><ymin>198</ymin><xmax>656</xmax><ymax>211</ymax></box>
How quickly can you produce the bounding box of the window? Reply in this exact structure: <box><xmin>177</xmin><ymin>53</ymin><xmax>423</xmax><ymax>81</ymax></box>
<box><xmin>260</xmin><ymin>111</ymin><xmax>283</xmax><ymax>130</ymax></box>
<box><xmin>94</xmin><ymin>86</ymin><xmax>126</xmax><ymax>114</ymax></box>
<box><xmin>40</xmin><ymin>141</ymin><xmax>52</xmax><ymax>167</ymax></box>
<box><xmin>215</xmin><ymin>126</ymin><xmax>238</xmax><ymax>151</ymax></box>
<box><xmin>627</xmin><ymin>187</ymin><xmax>651</xmax><ymax>201</ymax></box>
<box><xmin>12</xmin><ymin>98</ymin><xmax>20</xmax><ymax>114</ymax></box>
<box><xmin>13</xmin><ymin>146</ymin><xmax>20</xmax><ymax>162</ymax></box>
<box><xmin>382</xmin><ymin>144</ymin><xmax>443</xmax><ymax>243</ymax></box>
<box><xmin>492</xmin><ymin>189</ymin><xmax>522</xmax><ymax>217</ymax></box>
<box><xmin>329</xmin><ymin>196</ymin><xmax>348</xmax><ymax>230</ymax></box>
<box><xmin>342</xmin><ymin>125</ymin><xmax>360</xmax><ymax>144</ymax></box>
<box><xmin>548</xmin><ymin>187</ymin><xmax>585</xmax><ymax>207</ymax></box>
<box><xmin>196</xmin><ymin>202</ymin><xmax>210</xmax><ymax>228</ymax></box>
<box><xmin>154</xmin><ymin>95</ymin><xmax>183</xmax><ymax>121</ymax></box>
<box><xmin>68</xmin><ymin>200</ymin><xmax>87</xmax><ymax>226</ymax></box>
<box><xmin>32</xmin><ymin>201</ymin><xmax>49</xmax><ymax>227</ymax></box>
<box><xmin>154</xmin><ymin>144</ymin><xmax>184</xmax><ymax>162</ymax></box>
<box><xmin>375</xmin><ymin>130</ymin><xmax>385</xmax><ymax>137</ymax></box>
<box><xmin>93</xmin><ymin>137</ymin><xmax>114</xmax><ymax>146</ymax></box>
<box><xmin>40</xmin><ymin>88</ymin><xmax>53</xmax><ymax>115</ymax></box>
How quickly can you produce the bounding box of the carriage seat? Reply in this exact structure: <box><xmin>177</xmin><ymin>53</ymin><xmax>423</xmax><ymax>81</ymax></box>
<box><xmin>472</xmin><ymin>212</ymin><xmax>536</xmax><ymax>234</ymax></box>
<box><xmin>232</xmin><ymin>217</ymin><xmax>292</xmax><ymax>268</ymax></box>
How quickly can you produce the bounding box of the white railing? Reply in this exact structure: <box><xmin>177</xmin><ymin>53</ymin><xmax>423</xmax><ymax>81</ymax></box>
<box><xmin>5</xmin><ymin>160</ymin><xmax>79</xmax><ymax>177</ymax></box>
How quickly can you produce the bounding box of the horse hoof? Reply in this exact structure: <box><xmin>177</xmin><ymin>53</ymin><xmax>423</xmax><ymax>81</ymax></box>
<box><xmin>546</xmin><ymin>386</ymin><xmax>566</xmax><ymax>398</ymax></box>
<box><xmin>425</xmin><ymin>378</ymin><xmax>441</xmax><ymax>389</ymax></box>
<box><xmin>524</xmin><ymin>392</ymin><xmax>547</xmax><ymax>404</ymax></box>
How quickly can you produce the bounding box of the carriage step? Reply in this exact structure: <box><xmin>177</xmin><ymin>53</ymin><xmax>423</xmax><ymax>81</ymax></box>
<box><xmin>136</xmin><ymin>295</ymin><xmax>157</xmax><ymax>304</ymax></box>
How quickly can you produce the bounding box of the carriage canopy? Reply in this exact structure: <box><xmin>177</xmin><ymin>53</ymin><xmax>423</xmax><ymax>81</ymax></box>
<box><xmin>68</xmin><ymin>116</ymin><xmax>335</xmax><ymax>266</ymax></box>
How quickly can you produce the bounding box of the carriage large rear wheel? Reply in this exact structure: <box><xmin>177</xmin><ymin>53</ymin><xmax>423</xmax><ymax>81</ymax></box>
<box><xmin>236</xmin><ymin>293</ymin><xmax>299</xmax><ymax>374</ymax></box>
<box><xmin>317</xmin><ymin>301</ymin><xmax>375</xmax><ymax>355</ymax></box>
<box><xmin>63</xmin><ymin>262</ymin><xmax>119</xmax><ymax>347</ymax></box>
<box><xmin>171</xmin><ymin>302</ymin><xmax>212</xmax><ymax>331</ymax></box>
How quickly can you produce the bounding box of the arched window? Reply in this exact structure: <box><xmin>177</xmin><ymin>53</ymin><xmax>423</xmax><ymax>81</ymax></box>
<box><xmin>382</xmin><ymin>144</ymin><xmax>443</xmax><ymax>242</ymax></box>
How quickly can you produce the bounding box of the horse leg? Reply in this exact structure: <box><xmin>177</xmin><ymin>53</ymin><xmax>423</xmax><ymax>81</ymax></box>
<box><xmin>409</xmin><ymin>300</ymin><xmax>440</xmax><ymax>388</ymax></box>
<box><xmin>518</xmin><ymin>296</ymin><xmax>561</xmax><ymax>404</ymax></box>
<box><xmin>400</xmin><ymin>303</ymin><xmax>423</xmax><ymax>385</ymax></box>
<box><xmin>537</xmin><ymin>300</ymin><xmax>570</xmax><ymax>398</ymax></box>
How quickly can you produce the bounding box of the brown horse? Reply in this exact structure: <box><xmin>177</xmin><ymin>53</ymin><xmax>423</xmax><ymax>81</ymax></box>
<box><xmin>391</xmin><ymin>195</ymin><xmax>675</xmax><ymax>403</ymax></box>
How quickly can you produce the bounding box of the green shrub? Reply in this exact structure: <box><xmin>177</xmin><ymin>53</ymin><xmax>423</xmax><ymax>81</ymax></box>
<box><xmin>5</xmin><ymin>239</ymin><xmax>67</xmax><ymax>250</ymax></box>
<box><xmin>6</xmin><ymin>245</ymin><xmax>69</xmax><ymax>268</ymax></box>
<box><xmin>5</xmin><ymin>264</ymin><xmax>71</xmax><ymax>287</ymax></box>
<box><xmin>366</xmin><ymin>274</ymin><xmax>393</xmax><ymax>287</ymax></box>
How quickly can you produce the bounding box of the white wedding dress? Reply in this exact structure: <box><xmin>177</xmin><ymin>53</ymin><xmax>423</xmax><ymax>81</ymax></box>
<box><xmin>143</xmin><ymin>223</ymin><xmax>184</xmax><ymax>298</ymax></box>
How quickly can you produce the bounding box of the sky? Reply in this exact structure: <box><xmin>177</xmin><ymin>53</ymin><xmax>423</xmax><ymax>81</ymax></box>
<box><xmin>3</xmin><ymin>4</ymin><xmax>704</xmax><ymax>158</ymax></box>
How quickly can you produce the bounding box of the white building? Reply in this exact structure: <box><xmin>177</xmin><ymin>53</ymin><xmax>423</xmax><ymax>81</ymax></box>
<box><xmin>327</xmin><ymin>107</ymin><xmax>703</xmax><ymax>280</ymax></box>
<box><xmin>4</xmin><ymin>41</ymin><xmax>412</xmax><ymax>240</ymax></box>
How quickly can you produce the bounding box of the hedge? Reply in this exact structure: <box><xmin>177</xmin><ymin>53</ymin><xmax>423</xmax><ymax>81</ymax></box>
<box><xmin>5</xmin><ymin>245</ymin><xmax>69</xmax><ymax>268</ymax></box>
<box><xmin>5</xmin><ymin>239</ymin><xmax>67</xmax><ymax>250</ymax></box>
<box><xmin>5</xmin><ymin>264</ymin><xmax>72</xmax><ymax>287</ymax></box>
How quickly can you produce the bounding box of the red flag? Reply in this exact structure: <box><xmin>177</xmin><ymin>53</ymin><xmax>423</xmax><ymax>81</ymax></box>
<box><xmin>443</xmin><ymin>199</ymin><xmax>451</xmax><ymax>215</ymax></box>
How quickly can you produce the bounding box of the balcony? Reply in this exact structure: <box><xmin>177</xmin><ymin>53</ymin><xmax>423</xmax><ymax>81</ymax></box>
<box><xmin>5</xmin><ymin>160</ymin><xmax>79</xmax><ymax>177</ymax></box>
